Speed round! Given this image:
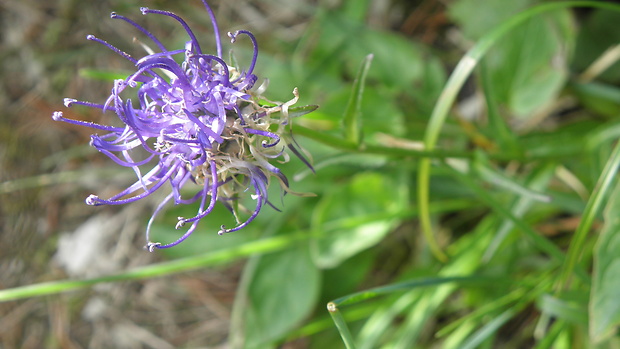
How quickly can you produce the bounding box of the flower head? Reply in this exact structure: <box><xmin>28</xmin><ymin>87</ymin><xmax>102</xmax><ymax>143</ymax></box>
<box><xmin>53</xmin><ymin>1</ymin><xmax>315</xmax><ymax>251</ymax></box>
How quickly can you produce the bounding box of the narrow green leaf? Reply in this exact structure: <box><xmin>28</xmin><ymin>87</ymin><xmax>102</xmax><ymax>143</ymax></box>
<box><xmin>417</xmin><ymin>1</ymin><xmax>620</xmax><ymax>262</ymax></box>
<box><xmin>342</xmin><ymin>54</ymin><xmax>373</xmax><ymax>145</ymax></box>
<box><xmin>473</xmin><ymin>154</ymin><xmax>552</xmax><ymax>203</ymax></box>
<box><xmin>483</xmin><ymin>164</ymin><xmax>555</xmax><ymax>261</ymax></box>
<box><xmin>328</xmin><ymin>302</ymin><xmax>357</xmax><ymax>349</ymax></box>
<box><xmin>439</xmin><ymin>286</ymin><xmax>531</xmax><ymax>339</ymax></box>
<box><xmin>331</xmin><ymin>276</ymin><xmax>501</xmax><ymax>307</ymax></box>
<box><xmin>558</xmin><ymin>139</ymin><xmax>620</xmax><ymax>289</ymax></box>
<box><xmin>331</xmin><ymin>218</ymin><xmax>505</xmax><ymax>309</ymax></box>
<box><xmin>459</xmin><ymin>308</ymin><xmax>516</xmax><ymax>349</ymax></box>
<box><xmin>0</xmin><ymin>233</ymin><xmax>309</xmax><ymax>303</ymax></box>
<box><xmin>356</xmin><ymin>220</ymin><xmax>496</xmax><ymax>348</ymax></box>
<box><xmin>590</xmin><ymin>178</ymin><xmax>620</xmax><ymax>342</ymax></box>
<box><xmin>572</xmin><ymin>81</ymin><xmax>620</xmax><ymax>117</ymax></box>
<box><xmin>442</xmin><ymin>162</ymin><xmax>580</xmax><ymax>272</ymax></box>
<box><xmin>288</xmin><ymin>104</ymin><xmax>320</xmax><ymax>118</ymax></box>
<box><xmin>534</xmin><ymin>320</ymin><xmax>567</xmax><ymax>349</ymax></box>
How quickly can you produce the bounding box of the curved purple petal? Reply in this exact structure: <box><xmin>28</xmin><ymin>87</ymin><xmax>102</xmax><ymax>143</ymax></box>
<box><xmin>53</xmin><ymin>1</ymin><xmax>315</xmax><ymax>251</ymax></box>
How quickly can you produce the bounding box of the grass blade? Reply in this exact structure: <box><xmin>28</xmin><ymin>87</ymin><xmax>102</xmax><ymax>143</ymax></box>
<box><xmin>590</xmin><ymin>177</ymin><xmax>620</xmax><ymax>342</ymax></box>
<box><xmin>417</xmin><ymin>1</ymin><xmax>620</xmax><ymax>262</ymax></box>
<box><xmin>342</xmin><ymin>54</ymin><xmax>373</xmax><ymax>145</ymax></box>
<box><xmin>0</xmin><ymin>233</ymin><xmax>306</xmax><ymax>303</ymax></box>
<box><xmin>557</xmin><ymin>139</ymin><xmax>620</xmax><ymax>290</ymax></box>
<box><xmin>328</xmin><ymin>302</ymin><xmax>357</xmax><ymax>349</ymax></box>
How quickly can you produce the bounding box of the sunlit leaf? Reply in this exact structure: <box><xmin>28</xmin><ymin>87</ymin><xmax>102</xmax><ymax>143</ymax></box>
<box><xmin>310</xmin><ymin>172</ymin><xmax>404</xmax><ymax>268</ymax></box>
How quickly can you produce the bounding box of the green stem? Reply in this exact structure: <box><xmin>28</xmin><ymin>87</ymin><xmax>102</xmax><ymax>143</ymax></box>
<box><xmin>328</xmin><ymin>302</ymin><xmax>357</xmax><ymax>349</ymax></box>
<box><xmin>416</xmin><ymin>1</ymin><xmax>620</xmax><ymax>262</ymax></box>
<box><xmin>331</xmin><ymin>276</ymin><xmax>504</xmax><ymax>307</ymax></box>
<box><xmin>294</xmin><ymin>125</ymin><xmax>471</xmax><ymax>159</ymax></box>
<box><xmin>557</xmin><ymin>140</ymin><xmax>620</xmax><ymax>290</ymax></box>
<box><xmin>294</xmin><ymin>125</ymin><xmax>593</xmax><ymax>162</ymax></box>
<box><xmin>0</xmin><ymin>234</ymin><xmax>305</xmax><ymax>303</ymax></box>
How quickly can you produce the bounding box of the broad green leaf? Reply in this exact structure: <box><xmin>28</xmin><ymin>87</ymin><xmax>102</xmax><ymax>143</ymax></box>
<box><xmin>342</xmin><ymin>54</ymin><xmax>373</xmax><ymax>145</ymax></box>
<box><xmin>302</xmin><ymin>10</ymin><xmax>441</xmax><ymax>93</ymax></box>
<box><xmin>345</xmin><ymin>27</ymin><xmax>427</xmax><ymax>91</ymax></box>
<box><xmin>486</xmin><ymin>12</ymin><xmax>573</xmax><ymax>118</ymax></box>
<box><xmin>590</xmin><ymin>179</ymin><xmax>620</xmax><ymax>342</ymax></box>
<box><xmin>310</xmin><ymin>172</ymin><xmax>404</xmax><ymax>268</ymax></box>
<box><xmin>449</xmin><ymin>0</ymin><xmax>533</xmax><ymax>40</ymax></box>
<box><xmin>451</xmin><ymin>0</ymin><xmax>574</xmax><ymax>118</ymax></box>
<box><xmin>241</xmin><ymin>245</ymin><xmax>321</xmax><ymax>348</ymax></box>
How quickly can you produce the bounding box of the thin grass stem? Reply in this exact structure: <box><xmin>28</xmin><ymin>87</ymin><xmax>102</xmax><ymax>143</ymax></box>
<box><xmin>417</xmin><ymin>1</ymin><xmax>620</xmax><ymax>262</ymax></box>
<box><xmin>328</xmin><ymin>302</ymin><xmax>357</xmax><ymax>349</ymax></box>
<box><xmin>557</xmin><ymin>139</ymin><xmax>620</xmax><ymax>290</ymax></box>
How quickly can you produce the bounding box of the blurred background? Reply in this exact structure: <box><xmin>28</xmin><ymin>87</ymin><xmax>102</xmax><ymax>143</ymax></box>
<box><xmin>2</xmin><ymin>0</ymin><xmax>620</xmax><ymax>348</ymax></box>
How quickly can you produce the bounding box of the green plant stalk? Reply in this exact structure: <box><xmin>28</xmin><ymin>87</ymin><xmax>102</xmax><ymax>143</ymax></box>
<box><xmin>288</xmin><ymin>303</ymin><xmax>377</xmax><ymax>342</ymax></box>
<box><xmin>0</xmin><ymin>233</ymin><xmax>306</xmax><ymax>303</ymax></box>
<box><xmin>482</xmin><ymin>163</ymin><xmax>556</xmax><ymax>262</ymax></box>
<box><xmin>557</xmin><ymin>139</ymin><xmax>620</xmax><ymax>290</ymax></box>
<box><xmin>459</xmin><ymin>308</ymin><xmax>517</xmax><ymax>349</ymax></box>
<box><xmin>328</xmin><ymin>302</ymin><xmax>357</xmax><ymax>349</ymax></box>
<box><xmin>534</xmin><ymin>319</ymin><xmax>566</xmax><ymax>349</ymax></box>
<box><xmin>342</xmin><ymin>54</ymin><xmax>373</xmax><ymax>145</ymax></box>
<box><xmin>330</xmin><ymin>276</ymin><xmax>504</xmax><ymax>307</ymax></box>
<box><xmin>294</xmin><ymin>125</ymin><xmax>472</xmax><ymax>158</ymax></box>
<box><xmin>293</xmin><ymin>125</ymin><xmax>591</xmax><ymax>162</ymax></box>
<box><xmin>0</xmin><ymin>198</ymin><xmax>474</xmax><ymax>304</ymax></box>
<box><xmin>416</xmin><ymin>1</ymin><xmax>620</xmax><ymax>262</ymax></box>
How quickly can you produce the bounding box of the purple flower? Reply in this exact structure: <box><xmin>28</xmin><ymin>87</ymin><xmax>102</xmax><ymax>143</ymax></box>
<box><xmin>53</xmin><ymin>1</ymin><xmax>315</xmax><ymax>252</ymax></box>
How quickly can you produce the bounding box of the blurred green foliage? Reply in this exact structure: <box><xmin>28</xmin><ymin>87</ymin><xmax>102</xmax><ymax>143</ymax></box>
<box><xmin>3</xmin><ymin>0</ymin><xmax>620</xmax><ymax>348</ymax></box>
